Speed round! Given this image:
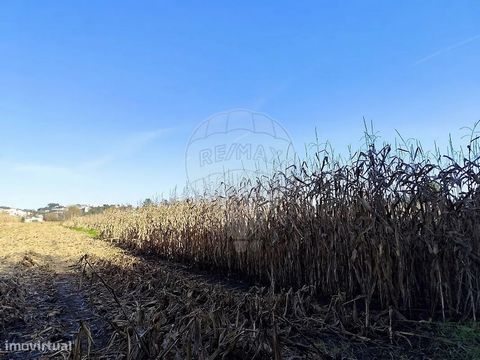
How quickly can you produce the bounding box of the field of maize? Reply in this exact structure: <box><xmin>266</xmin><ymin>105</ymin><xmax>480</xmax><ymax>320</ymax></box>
<box><xmin>71</xmin><ymin>137</ymin><xmax>480</xmax><ymax>325</ymax></box>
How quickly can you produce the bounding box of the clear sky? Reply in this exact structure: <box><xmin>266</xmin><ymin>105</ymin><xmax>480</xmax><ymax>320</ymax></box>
<box><xmin>1</xmin><ymin>1</ymin><xmax>479</xmax><ymax>209</ymax></box>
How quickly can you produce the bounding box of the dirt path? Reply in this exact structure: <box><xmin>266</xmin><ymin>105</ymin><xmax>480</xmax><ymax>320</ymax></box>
<box><xmin>0</xmin><ymin>222</ymin><xmax>123</xmax><ymax>359</ymax></box>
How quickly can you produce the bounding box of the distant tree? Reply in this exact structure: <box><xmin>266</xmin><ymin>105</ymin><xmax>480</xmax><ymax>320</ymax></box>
<box><xmin>44</xmin><ymin>212</ymin><xmax>63</xmax><ymax>221</ymax></box>
<box><xmin>65</xmin><ymin>206</ymin><xmax>81</xmax><ymax>220</ymax></box>
<box><xmin>142</xmin><ymin>198</ymin><xmax>154</xmax><ymax>207</ymax></box>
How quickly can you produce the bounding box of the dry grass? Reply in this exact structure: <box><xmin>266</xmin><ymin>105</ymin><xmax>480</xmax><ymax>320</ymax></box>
<box><xmin>0</xmin><ymin>222</ymin><xmax>127</xmax><ymax>358</ymax></box>
<box><xmin>0</xmin><ymin>222</ymin><xmax>122</xmax><ymax>273</ymax></box>
<box><xmin>0</xmin><ymin>212</ymin><xmax>20</xmax><ymax>224</ymax></box>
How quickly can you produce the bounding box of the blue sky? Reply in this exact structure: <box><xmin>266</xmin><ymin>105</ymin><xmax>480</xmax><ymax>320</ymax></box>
<box><xmin>1</xmin><ymin>1</ymin><xmax>479</xmax><ymax>209</ymax></box>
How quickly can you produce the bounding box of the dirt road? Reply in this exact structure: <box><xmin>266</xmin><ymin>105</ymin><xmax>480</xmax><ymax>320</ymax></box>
<box><xmin>0</xmin><ymin>222</ymin><xmax>123</xmax><ymax>359</ymax></box>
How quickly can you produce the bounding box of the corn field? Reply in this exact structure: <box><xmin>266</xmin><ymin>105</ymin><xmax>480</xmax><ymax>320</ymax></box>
<box><xmin>71</xmin><ymin>138</ymin><xmax>480</xmax><ymax>322</ymax></box>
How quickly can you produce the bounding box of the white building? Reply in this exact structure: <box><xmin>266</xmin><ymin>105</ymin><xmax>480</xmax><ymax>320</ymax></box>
<box><xmin>25</xmin><ymin>215</ymin><xmax>44</xmax><ymax>223</ymax></box>
<box><xmin>77</xmin><ymin>205</ymin><xmax>91</xmax><ymax>213</ymax></box>
<box><xmin>0</xmin><ymin>208</ymin><xmax>29</xmax><ymax>218</ymax></box>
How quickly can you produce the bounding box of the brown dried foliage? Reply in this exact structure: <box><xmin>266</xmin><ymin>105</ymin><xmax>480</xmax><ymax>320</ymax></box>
<box><xmin>71</xmin><ymin>143</ymin><xmax>480</xmax><ymax>322</ymax></box>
